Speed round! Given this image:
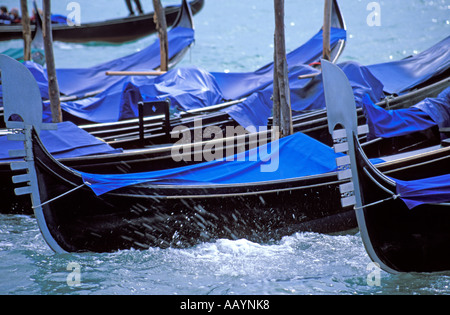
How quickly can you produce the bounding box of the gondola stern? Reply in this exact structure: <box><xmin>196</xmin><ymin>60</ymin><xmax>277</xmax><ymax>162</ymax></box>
<box><xmin>161</xmin><ymin>0</ymin><xmax>196</xmax><ymax>70</ymax></box>
<box><xmin>172</xmin><ymin>0</ymin><xmax>195</xmax><ymax>30</ymax></box>
<box><xmin>329</xmin><ymin>0</ymin><xmax>347</xmax><ymax>63</ymax></box>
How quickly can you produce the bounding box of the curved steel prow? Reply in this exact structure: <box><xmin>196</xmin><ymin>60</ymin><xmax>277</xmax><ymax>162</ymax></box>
<box><xmin>0</xmin><ymin>54</ymin><xmax>54</xmax><ymax>134</ymax></box>
<box><xmin>172</xmin><ymin>0</ymin><xmax>194</xmax><ymax>30</ymax></box>
<box><xmin>0</xmin><ymin>54</ymin><xmax>64</xmax><ymax>253</ymax></box>
<box><xmin>30</xmin><ymin>0</ymin><xmax>45</xmax><ymax>65</ymax></box>
<box><xmin>329</xmin><ymin>0</ymin><xmax>347</xmax><ymax>64</ymax></box>
<box><xmin>322</xmin><ymin>59</ymin><xmax>362</xmax><ymax>208</ymax></box>
<box><xmin>322</xmin><ymin>59</ymin><xmax>397</xmax><ymax>274</ymax></box>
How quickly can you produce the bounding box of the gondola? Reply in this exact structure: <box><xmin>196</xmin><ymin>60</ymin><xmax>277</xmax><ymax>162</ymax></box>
<box><xmin>0</xmin><ymin>0</ymin><xmax>205</xmax><ymax>43</ymax></box>
<box><xmin>322</xmin><ymin>60</ymin><xmax>450</xmax><ymax>274</ymax></box>
<box><xmin>0</xmin><ymin>50</ymin><xmax>449</xmax><ymax>215</ymax></box>
<box><xmin>0</xmin><ymin>0</ymin><xmax>197</xmax><ymax>128</ymax></box>
<box><xmin>15</xmin><ymin>0</ymin><xmax>347</xmax><ymax>130</ymax></box>
<box><xmin>3</xmin><ymin>53</ymin><xmax>450</xmax><ymax>253</ymax></box>
<box><xmin>1</xmin><ymin>1</ymin><xmax>45</xmax><ymax>65</ymax></box>
<box><xmin>57</xmin><ymin>33</ymin><xmax>449</xmax><ymax>150</ymax></box>
<box><xmin>1</xmin><ymin>59</ymin><xmax>447</xmax><ymax>216</ymax></box>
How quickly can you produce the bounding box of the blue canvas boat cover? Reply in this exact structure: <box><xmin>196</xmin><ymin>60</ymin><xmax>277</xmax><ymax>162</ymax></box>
<box><xmin>29</xmin><ymin>32</ymin><xmax>448</xmax><ymax>128</ymax></box>
<box><xmin>414</xmin><ymin>87</ymin><xmax>450</xmax><ymax>132</ymax></box>
<box><xmin>362</xmin><ymin>87</ymin><xmax>450</xmax><ymax>139</ymax></box>
<box><xmin>394</xmin><ymin>174</ymin><xmax>450</xmax><ymax>210</ymax></box>
<box><xmin>361</xmin><ymin>94</ymin><xmax>437</xmax><ymax>139</ymax></box>
<box><xmin>210</xmin><ymin>27</ymin><xmax>347</xmax><ymax>100</ymax></box>
<box><xmin>367</xmin><ymin>35</ymin><xmax>450</xmax><ymax>95</ymax></box>
<box><xmin>59</xmin><ymin>66</ymin><xmax>224</xmax><ymax>122</ymax></box>
<box><xmin>80</xmin><ymin>131</ymin><xmax>344</xmax><ymax>196</ymax></box>
<box><xmin>80</xmin><ymin>130</ymin><xmax>385</xmax><ymax>196</ymax></box>
<box><xmin>225</xmin><ymin>61</ymin><xmax>385</xmax><ymax>130</ymax></box>
<box><xmin>23</xmin><ymin>61</ymin><xmax>50</xmax><ymax>99</ymax></box>
<box><xmin>26</xmin><ymin>26</ymin><xmax>195</xmax><ymax>99</ymax></box>
<box><xmin>47</xmin><ymin>27</ymin><xmax>346</xmax><ymax>123</ymax></box>
<box><xmin>0</xmin><ymin>121</ymin><xmax>122</xmax><ymax>161</ymax></box>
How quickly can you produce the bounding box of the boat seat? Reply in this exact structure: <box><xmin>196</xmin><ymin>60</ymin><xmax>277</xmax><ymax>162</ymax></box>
<box><xmin>138</xmin><ymin>100</ymin><xmax>171</xmax><ymax>145</ymax></box>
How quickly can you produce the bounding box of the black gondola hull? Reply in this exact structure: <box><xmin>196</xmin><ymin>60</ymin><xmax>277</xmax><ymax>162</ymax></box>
<box><xmin>31</xmin><ymin>129</ymin><xmax>353</xmax><ymax>252</ymax></box>
<box><xmin>29</xmin><ymin>127</ymin><xmax>450</xmax><ymax>253</ymax></box>
<box><xmin>0</xmin><ymin>77</ymin><xmax>448</xmax><ymax>215</ymax></box>
<box><xmin>0</xmin><ymin>0</ymin><xmax>204</xmax><ymax>43</ymax></box>
<box><xmin>355</xmin><ymin>145</ymin><xmax>450</xmax><ymax>273</ymax></box>
<box><xmin>321</xmin><ymin>59</ymin><xmax>450</xmax><ymax>273</ymax></box>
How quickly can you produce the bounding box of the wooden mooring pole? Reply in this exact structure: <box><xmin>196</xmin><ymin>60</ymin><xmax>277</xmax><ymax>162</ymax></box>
<box><xmin>42</xmin><ymin>0</ymin><xmax>62</xmax><ymax>123</ymax></box>
<box><xmin>20</xmin><ymin>0</ymin><xmax>31</xmax><ymax>61</ymax></box>
<box><xmin>323</xmin><ymin>0</ymin><xmax>333</xmax><ymax>61</ymax></box>
<box><xmin>273</xmin><ymin>0</ymin><xmax>292</xmax><ymax>138</ymax></box>
<box><xmin>153</xmin><ymin>0</ymin><xmax>169</xmax><ymax>72</ymax></box>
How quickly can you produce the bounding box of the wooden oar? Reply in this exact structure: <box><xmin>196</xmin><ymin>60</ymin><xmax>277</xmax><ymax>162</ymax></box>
<box><xmin>105</xmin><ymin>71</ymin><xmax>167</xmax><ymax>76</ymax></box>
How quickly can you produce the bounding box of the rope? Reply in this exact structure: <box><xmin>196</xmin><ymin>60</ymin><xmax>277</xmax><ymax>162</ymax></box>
<box><xmin>32</xmin><ymin>183</ymin><xmax>87</xmax><ymax>209</ymax></box>
<box><xmin>353</xmin><ymin>194</ymin><xmax>401</xmax><ymax>210</ymax></box>
<box><xmin>384</xmin><ymin>95</ymin><xmax>395</xmax><ymax>110</ymax></box>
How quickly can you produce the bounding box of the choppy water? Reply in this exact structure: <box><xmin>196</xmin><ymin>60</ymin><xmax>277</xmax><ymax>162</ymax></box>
<box><xmin>1</xmin><ymin>0</ymin><xmax>450</xmax><ymax>295</ymax></box>
<box><xmin>1</xmin><ymin>215</ymin><xmax>449</xmax><ymax>295</ymax></box>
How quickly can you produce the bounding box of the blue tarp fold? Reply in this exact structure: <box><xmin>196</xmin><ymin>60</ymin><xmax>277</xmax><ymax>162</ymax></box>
<box><xmin>22</xmin><ymin>26</ymin><xmax>194</xmax><ymax>100</ymax></box>
<box><xmin>0</xmin><ymin>121</ymin><xmax>122</xmax><ymax>161</ymax></box>
<box><xmin>80</xmin><ymin>131</ymin><xmax>344</xmax><ymax>196</ymax></box>
<box><xmin>60</xmin><ymin>67</ymin><xmax>224</xmax><ymax>123</ymax></box>
<box><xmin>367</xmin><ymin>36</ymin><xmax>450</xmax><ymax>95</ymax></box>
<box><xmin>362</xmin><ymin>94</ymin><xmax>437</xmax><ymax>139</ymax></box>
<box><xmin>362</xmin><ymin>87</ymin><xmax>450</xmax><ymax>139</ymax></box>
<box><xmin>394</xmin><ymin>174</ymin><xmax>450</xmax><ymax>210</ymax></box>
<box><xmin>414</xmin><ymin>87</ymin><xmax>450</xmax><ymax>133</ymax></box>
<box><xmin>211</xmin><ymin>27</ymin><xmax>347</xmax><ymax>100</ymax></box>
<box><xmin>225</xmin><ymin>61</ymin><xmax>385</xmax><ymax>130</ymax></box>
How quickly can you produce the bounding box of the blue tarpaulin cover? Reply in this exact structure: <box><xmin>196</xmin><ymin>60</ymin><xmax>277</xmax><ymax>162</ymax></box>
<box><xmin>361</xmin><ymin>94</ymin><xmax>437</xmax><ymax>139</ymax></box>
<box><xmin>80</xmin><ymin>131</ymin><xmax>344</xmax><ymax>196</ymax></box>
<box><xmin>414</xmin><ymin>87</ymin><xmax>450</xmax><ymax>132</ymax></box>
<box><xmin>394</xmin><ymin>174</ymin><xmax>450</xmax><ymax>210</ymax></box>
<box><xmin>0</xmin><ymin>121</ymin><xmax>122</xmax><ymax>161</ymax></box>
<box><xmin>24</xmin><ymin>26</ymin><xmax>194</xmax><ymax>99</ymax></box>
<box><xmin>56</xmin><ymin>27</ymin><xmax>195</xmax><ymax>98</ymax></box>
<box><xmin>362</xmin><ymin>87</ymin><xmax>450</xmax><ymax>139</ymax></box>
<box><xmin>80</xmin><ymin>130</ymin><xmax>385</xmax><ymax>196</ymax></box>
<box><xmin>225</xmin><ymin>61</ymin><xmax>385</xmax><ymax>130</ymax></box>
<box><xmin>210</xmin><ymin>27</ymin><xmax>347</xmax><ymax>101</ymax></box>
<box><xmin>60</xmin><ymin>66</ymin><xmax>224</xmax><ymax>122</ymax></box>
<box><xmin>367</xmin><ymin>36</ymin><xmax>450</xmax><ymax>95</ymax></box>
<box><xmin>44</xmin><ymin>27</ymin><xmax>346</xmax><ymax>123</ymax></box>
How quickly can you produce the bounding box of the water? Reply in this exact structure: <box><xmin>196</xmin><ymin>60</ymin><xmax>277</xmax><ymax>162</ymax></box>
<box><xmin>1</xmin><ymin>0</ymin><xmax>449</xmax><ymax>295</ymax></box>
